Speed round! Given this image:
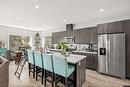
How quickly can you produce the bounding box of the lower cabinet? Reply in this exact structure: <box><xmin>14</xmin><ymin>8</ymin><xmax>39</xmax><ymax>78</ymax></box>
<box><xmin>76</xmin><ymin>58</ymin><xmax>86</xmax><ymax>87</ymax></box>
<box><xmin>72</xmin><ymin>52</ymin><xmax>98</xmax><ymax>70</ymax></box>
<box><xmin>93</xmin><ymin>54</ymin><xmax>98</xmax><ymax>70</ymax></box>
<box><xmin>86</xmin><ymin>54</ymin><xmax>98</xmax><ymax>70</ymax></box>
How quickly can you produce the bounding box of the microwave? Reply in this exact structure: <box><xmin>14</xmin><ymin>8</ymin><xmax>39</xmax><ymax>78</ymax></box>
<box><xmin>64</xmin><ymin>36</ymin><xmax>75</xmax><ymax>44</ymax></box>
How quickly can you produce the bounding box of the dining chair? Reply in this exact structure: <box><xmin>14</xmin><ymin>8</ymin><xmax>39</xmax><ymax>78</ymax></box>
<box><xmin>34</xmin><ymin>51</ymin><xmax>44</xmax><ymax>85</ymax></box>
<box><xmin>53</xmin><ymin>54</ymin><xmax>75</xmax><ymax>87</ymax></box>
<box><xmin>42</xmin><ymin>53</ymin><xmax>54</xmax><ymax>87</ymax></box>
<box><xmin>27</xmin><ymin>50</ymin><xmax>35</xmax><ymax>78</ymax></box>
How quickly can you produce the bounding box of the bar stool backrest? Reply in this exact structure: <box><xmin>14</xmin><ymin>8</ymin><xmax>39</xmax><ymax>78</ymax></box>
<box><xmin>53</xmin><ymin>55</ymin><xmax>68</xmax><ymax>77</ymax></box>
<box><xmin>27</xmin><ymin>50</ymin><xmax>35</xmax><ymax>65</ymax></box>
<box><xmin>34</xmin><ymin>51</ymin><xmax>43</xmax><ymax>68</ymax></box>
<box><xmin>0</xmin><ymin>48</ymin><xmax>7</xmax><ymax>57</ymax></box>
<box><xmin>42</xmin><ymin>53</ymin><xmax>53</xmax><ymax>72</ymax></box>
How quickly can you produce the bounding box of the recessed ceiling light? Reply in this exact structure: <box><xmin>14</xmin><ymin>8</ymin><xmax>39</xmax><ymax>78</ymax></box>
<box><xmin>63</xmin><ymin>19</ymin><xmax>66</xmax><ymax>22</ymax></box>
<box><xmin>35</xmin><ymin>5</ymin><xmax>39</xmax><ymax>8</ymax></box>
<box><xmin>17</xmin><ymin>17</ymin><xmax>21</xmax><ymax>20</ymax></box>
<box><xmin>100</xmin><ymin>9</ymin><xmax>104</xmax><ymax>12</ymax></box>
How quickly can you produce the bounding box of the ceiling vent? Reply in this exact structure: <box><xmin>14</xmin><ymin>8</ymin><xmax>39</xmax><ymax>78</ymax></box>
<box><xmin>66</xmin><ymin>24</ymin><xmax>73</xmax><ymax>32</ymax></box>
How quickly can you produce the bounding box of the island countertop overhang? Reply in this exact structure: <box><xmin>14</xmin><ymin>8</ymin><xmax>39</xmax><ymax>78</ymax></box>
<box><xmin>66</xmin><ymin>54</ymin><xmax>86</xmax><ymax>64</ymax></box>
<box><xmin>49</xmin><ymin>51</ymin><xmax>86</xmax><ymax>64</ymax></box>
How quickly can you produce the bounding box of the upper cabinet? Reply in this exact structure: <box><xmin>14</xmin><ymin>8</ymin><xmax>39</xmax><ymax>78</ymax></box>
<box><xmin>52</xmin><ymin>27</ymin><xmax>97</xmax><ymax>44</ymax></box>
<box><xmin>97</xmin><ymin>21</ymin><xmax>125</xmax><ymax>34</ymax></box>
<box><xmin>78</xmin><ymin>29</ymin><xmax>88</xmax><ymax>44</ymax></box>
<box><xmin>73</xmin><ymin>29</ymin><xmax>79</xmax><ymax>43</ymax></box>
<box><xmin>52</xmin><ymin>31</ymin><xmax>66</xmax><ymax>44</ymax></box>
<box><xmin>75</xmin><ymin>27</ymin><xmax>97</xmax><ymax>44</ymax></box>
<box><xmin>89</xmin><ymin>27</ymin><xmax>97</xmax><ymax>44</ymax></box>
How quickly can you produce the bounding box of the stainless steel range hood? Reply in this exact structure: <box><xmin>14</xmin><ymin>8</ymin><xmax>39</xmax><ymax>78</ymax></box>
<box><xmin>66</xmin><ymin>24</ymin><xmax>73</xmax><ymax>32</ymax></box>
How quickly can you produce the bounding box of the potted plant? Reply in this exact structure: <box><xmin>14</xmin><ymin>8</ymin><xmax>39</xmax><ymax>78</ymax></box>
<box><xmin>57</xmin><ymin>42</ymin><xmax>68</xmax><ymax>56</ymax></box>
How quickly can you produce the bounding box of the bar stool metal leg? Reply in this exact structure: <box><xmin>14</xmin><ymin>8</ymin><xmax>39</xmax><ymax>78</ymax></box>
<box><xmin>52</xmin><ymin>72</ymin><xmax>54</xmax><ymax>87</ymax></box>
<box><xmin>65</xmin><ymin>77</ymin><xmax>68</xmax><ymax>87</ymax></box>
<box><xmin>36</xmin><ymin>66</ymin><xmax>38</xmax><ymax>81</ymax></box>
<box><xmin>44</xmin><ymin>70</ymin><xmax>47</xmax><ymax>86</ymax></box>
<box><xmin>33</xmin><ymin>65</ymin><xmax>35</xmax><ymax>79</ymax></box>
<box><xmin>28</xmin><ymin>63</ymin><xmax>31</xmax><ymax>76</ymax></box>
<box><xmin>42</xmin><ymin>68</ymin><xmax>44</xmax><ymax>85</ymax></box>
<box><xmin>54</xmin><ymin>74</ymin><xmax>57</xmax><ymax>87</ymax></box>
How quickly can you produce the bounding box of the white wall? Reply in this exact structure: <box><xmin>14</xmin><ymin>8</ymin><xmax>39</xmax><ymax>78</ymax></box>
<box><xmin>0</xmin><ymin>25</ymin><xmax>37</xmax><ymax>49</ymax></box>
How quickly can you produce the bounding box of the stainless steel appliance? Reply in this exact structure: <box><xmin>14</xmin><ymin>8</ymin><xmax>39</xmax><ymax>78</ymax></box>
<box><xmin>64</xmin><ymin>36</ymin><xmax>75</xmax><ymax>44</ymax></box>
<box><xmin>98</xmin><ymin>33</ymin><xmax>125</xmax><ymax>79</ymax></box>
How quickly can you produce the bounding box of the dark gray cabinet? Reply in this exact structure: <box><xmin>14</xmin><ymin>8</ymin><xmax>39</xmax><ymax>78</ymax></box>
<box><xmin>77</xmin><ymin>28</ymin><xmax>90</xmax><ymax>44</ymax></box>
<box><xmin>76</xmin><ymin>58</ymin><xmax>86</xmax><ymax>87</ymax></box>
<box><xmin>52</xmin><ymin>27</ymin><xmax>97</xmax><ymax>44</ymax></box>
<box><xmin>86</xmin><ymin>54</ymin><xmax>98</xmax><ymax>70</ymax></box>
<box><xmin>72</xmin><ymin>52</ymin><xmax>98</xmax><ymax>70</ymax></box>
<box><xmin>78</xmin><ymin>29</ymin><xmax>88</xmax><ymax>44</ymax></box>
<box><xmin>52</xmin><ymin>31</ymin><xmax>66</xmax><ymax>44</ymax></box>
<box><xmin>74</xmin><ymin>27</ymin><xmax>97</xmax><ymax>44</ymax></box>
<box><xmin>97</xmin><ymin>21</ymin><xmax>125</xmax><ymax>34</ymax></box>
<box><xmin>52</xmin><ymin>30</ymin><xmax>74</xmax><ymax>44</ymax></box>
<box><xmin>89</xmin><ymin>27</ymin><xmax>97</xmax><ymax>44</ymax></box>
<box><xmin>93</xmin><ymin>54</ymin><xmax>98</xmax><ymax>70</ymax></box>
<box><xmin>86</xmin><ymin>54</ymin><xmax>91</xmax><ymax>68</ymax></box>
<box><xmin>52</xmin><ymin>32</ymin><xmax>58</xmax><ymax>44</ymax></box>
<box><xmin>84</xmin><ymin>29</ymin><xmax>90</xmax><ymax>44</ymax></box>
<box><xmin>73</xmin><ymin>29</ymin><xmax>80</xmax><ymax>43</ymax></box>
<box><xmin>124</xmin><ymin>20</ymin><xmax>130</xmax><ymax>78</ymax></box>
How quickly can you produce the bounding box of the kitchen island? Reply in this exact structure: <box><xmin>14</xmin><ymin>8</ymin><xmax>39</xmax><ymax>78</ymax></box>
<box><xmin>50</xmin><ymin>51</ymin><xmax>86</xmax><ymax>87</ymax></box>
<box><xmin>67</xmin><ymin>54</ymin><xmax>86</xmax><ymax>87</ymax></box>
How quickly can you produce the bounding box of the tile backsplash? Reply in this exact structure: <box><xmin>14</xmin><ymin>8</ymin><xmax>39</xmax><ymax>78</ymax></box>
<box><xmin>75</xmin><ymin>44</ymin><xmax>89</xmax><ymax>51</ymax></box>
<box><xmin>52</xmin><ymin>43</ymin><xmax>97</xmax><ymax>51</ymax></box>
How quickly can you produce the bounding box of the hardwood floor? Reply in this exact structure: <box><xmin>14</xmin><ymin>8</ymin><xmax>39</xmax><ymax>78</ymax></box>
<box><xmin>83</xmin><ymin>70</ymin><xmax>130</xmax><ymax>87</ymax></box>
<box><xmin>9</xmin><ymin>61</ymin><xmax>44</xmax><ymax>87</ymax></box>
<box><xmin>9</xmin><ymin>61</ymin><xmax>130</xmax><ymax>87</ymax></box>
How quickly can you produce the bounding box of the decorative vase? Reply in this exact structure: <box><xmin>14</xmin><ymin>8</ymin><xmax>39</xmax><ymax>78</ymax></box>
<box><xmin>61</xmin><ymin>49</ymin><xmax>67</xmax><ymax>56</ymax></box>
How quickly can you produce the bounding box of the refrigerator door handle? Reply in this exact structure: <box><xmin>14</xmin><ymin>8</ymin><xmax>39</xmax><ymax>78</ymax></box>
<box><xmin>107</xmin><ymin>40</ymin><xmax>110</xmax><ymax>74</ymax></box>
<box><xmin>108</xmin><ymin>40</ymin><xmax>111</xmax><ymax>62</ymax></box>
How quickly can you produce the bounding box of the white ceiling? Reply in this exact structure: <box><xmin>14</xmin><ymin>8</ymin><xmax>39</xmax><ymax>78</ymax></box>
<box><xmin>0</xmin><ymin>0</ymin><xmax>130</xmax><ymax>31</ymax></box>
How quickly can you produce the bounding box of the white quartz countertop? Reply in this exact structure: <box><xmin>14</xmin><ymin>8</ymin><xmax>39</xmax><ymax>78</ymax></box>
<box><xmin>73</xmin><ymin>50</ymin><xmax>97</xmax><ymax>54</ymax></box>
<box><xmin>66</xmin><ymin>54</ymin><xmax>86</xmax><ymax>64</ymax></box>
<box><xmin>50</xmin><ymin>52</ymin><xmax>86</xmax><ymax>64</ymax></box>
<box><xmin>50</xmin><ymin>49</ymin><xmax>97</xmax><ymax>55</ymax></box>
<box><xmin>50</xmin><ymin>49</ymin><xmax>62</xmax><ymax>52</ymax></box>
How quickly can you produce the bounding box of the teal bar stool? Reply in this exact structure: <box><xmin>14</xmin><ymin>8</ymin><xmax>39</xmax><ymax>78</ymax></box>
<box><xmin>27</xmin><ymin>50</ymin><xmax>35</xmax><ymax>78</ymax></box>
<box><xmin>53</xmin><ymin>55</ymin><xmax>75</xmax><ymax>87</ymax></box>
<box><xmin>34</xmin><ymin>51</ymin><xmax>44</xmax><ymax>85</ymax></box>
<box><xmin>42</xmin><ymin>53</ymin><xmax>54</xmax><ymax>87</ymax></box>
<box><xmin>0</xmin><ymin>48</ymin><xmax>7</xmax><ymax>58</ymax></box>
<box><xmin>0</xmin><ymin>49</ymin><xmax>2</xmax><ymax>56</ymax></box>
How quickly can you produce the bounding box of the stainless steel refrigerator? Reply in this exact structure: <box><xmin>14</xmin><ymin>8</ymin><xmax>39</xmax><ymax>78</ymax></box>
<box><xmin>98</xmin><ymin>33</ymin><xmax>125</xmax><ymax>79</ymax></box>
